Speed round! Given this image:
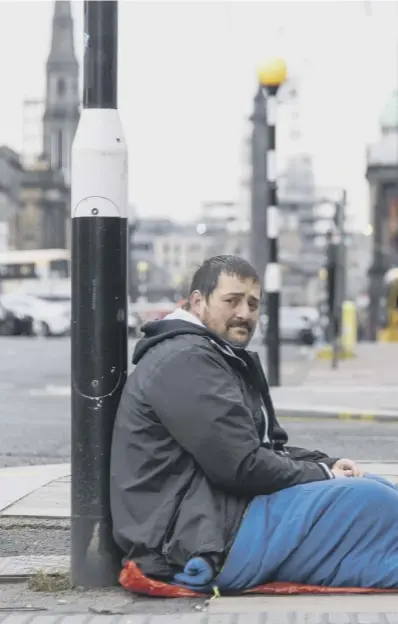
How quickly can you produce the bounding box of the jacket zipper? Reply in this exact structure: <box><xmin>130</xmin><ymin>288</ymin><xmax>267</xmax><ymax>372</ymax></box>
<box><xmin>161</xmin><ymin>512</ymin><xmax>178</xmax><ymax>556</ymax></box>
<box><xmin>161</xmin><ymin>477</ymin><xmax>194</xmax><ymax>557</ymax></box>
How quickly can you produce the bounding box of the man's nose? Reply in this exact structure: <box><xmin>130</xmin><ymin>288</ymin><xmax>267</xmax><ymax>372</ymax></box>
<box><xmin>235</xmin><ymin>301</ymin><xmax>252</xmax><ymax>320</ymax></box>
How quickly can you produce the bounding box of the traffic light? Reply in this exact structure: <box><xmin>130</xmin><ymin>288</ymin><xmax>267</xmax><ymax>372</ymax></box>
<box><xmin>327</xmin><ymin>263</ymin><xmax>335</xmax><ymax>315</ymax></box>
<box><xmin>326</xmin><ymin>232</ymin><xmax>337</xmax><ymax>315</ymax></box>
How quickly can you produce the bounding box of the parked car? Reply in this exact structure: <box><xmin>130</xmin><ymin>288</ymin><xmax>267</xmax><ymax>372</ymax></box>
<box><xmin>0</xmin><ymin>292</ymin><xmax>70</xmax><ymax>337</ymax></box>
<box><xmin>261</xmin><ymin>306</ymin><xmax>320</xmax><ymax>345</ymax></box>
<box><xmin>0</xmin><ymin>300</ymin><xmax>33</xmax><ymax>336</ymax></box>
<box><xmin>128</xmin><ymin>306</ymin><xmax>141</xmax><ymax>337</ymax></box>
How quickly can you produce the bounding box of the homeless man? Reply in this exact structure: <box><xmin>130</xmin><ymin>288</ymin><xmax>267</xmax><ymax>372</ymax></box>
<box><xmin>110</xmin><ymin>255</ymin><xmax>398</xmax><ymax>592</ymax></box>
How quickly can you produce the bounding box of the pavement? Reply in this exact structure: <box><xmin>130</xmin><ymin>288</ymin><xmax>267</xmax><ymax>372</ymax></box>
<box><xmin>1</xmin><ymin>338</ymin><xmax>398</xmax><ymax>619</ymax></box>
<box><xmin>1</xmin><ymin>462</ymin><xmax>398</xmax><ymax>622</ymax></box>
<box><xmin>272</xmin><ymin>342</ymin><xmax>398</xmax><ymax>422</ymax></box>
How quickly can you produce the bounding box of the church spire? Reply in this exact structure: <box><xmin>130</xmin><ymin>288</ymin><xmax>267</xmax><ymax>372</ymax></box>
<box><xmin>43</xmin><ymin>0</ymin><xmax>80</xmax><ymax>187</ymax></box>
<box><xmin>47</xmin><ymin>1</ymin><xmax>77</xmax><ymax>67</ymax></box>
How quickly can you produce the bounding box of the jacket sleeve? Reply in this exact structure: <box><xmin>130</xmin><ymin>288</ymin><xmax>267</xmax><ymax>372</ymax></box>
<box><xmin>270</xmin><ymin>413</ymin><xmax>339</xmax><ymax>467</ymax></box>
<box><xmin>146</xmin><ymin>345</ymin><xmax>333</xmax><ymax>496</ymax></box>
<box><xmin>283</xmin><ymin>446</ymin><xmax>339</xmax><ymax>468</ymax></box>
<box><xmin>270</xmin><ymin>415</ymin><xmax>339</xmax><ymax>468</ymax></box>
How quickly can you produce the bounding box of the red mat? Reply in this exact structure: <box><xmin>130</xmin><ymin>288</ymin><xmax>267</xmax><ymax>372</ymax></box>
<box><xmin>119</xmin><ymin>561</ymin><xmax>398</xmax><ymax>597</ymax></box>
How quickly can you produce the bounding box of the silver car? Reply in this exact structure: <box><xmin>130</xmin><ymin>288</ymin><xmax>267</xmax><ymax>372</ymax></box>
<box><xmin>260</xmin><ymin>306</ymin><xmax>320</xmax><ymax>345</ymax></box>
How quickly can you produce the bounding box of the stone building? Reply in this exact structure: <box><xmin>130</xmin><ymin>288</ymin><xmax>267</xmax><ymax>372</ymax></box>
<box><xmin>42</xmin><ymin>0</ymin><xmax>80</xmax><ymax>188</ymax></box>
<box><xmin>366</xmin><ymin>89</ymin><xmax>398</xmax><ymax>339</ymax></box>
<box><xmin>8</xmin><ymin>1</ymin><xmax>80</xmax><ymax>250</ymax></box>
<box><xmin>13</xmin><ymin>163</ymin><xmax>70</xmax><ymax>250</ymax></box>
<box><xmin>0</xmin><ymin>147</ymin><xmax>24</xmax><ymax>250</ymax></box>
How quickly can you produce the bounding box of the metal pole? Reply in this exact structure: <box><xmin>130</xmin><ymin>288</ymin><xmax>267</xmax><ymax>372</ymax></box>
<box><xmin>71</xmin><ymin>0</ymin><xmax>128</xmax><ymax>587</ymax></box>
<box><xmin>325</xmin><ymin>227</ymin><xmax>338</xmax><ymax>368</ymax></box>
<box><xmin>338</xmin><ymin>190</ymin><xmax>347</xmax><ymax>308</ymax></box>
<box><xmin>331</xmin><ymin>229</ymin><xmax>340</xmax><ymax>369</ymax></box>
<box><xmin>250</xmin><ymin>87</ymin><xmax>268</xmax><ymax>282</ymax></box>
<box><xmin>264</xmin><ymin>86</ymin><xmax>280</xmax><ymax>387</ymax></box>
<box><xmin>331</xmin><ymin>191</ymin><xmax>346</xmax><ymax>368</ymax></box>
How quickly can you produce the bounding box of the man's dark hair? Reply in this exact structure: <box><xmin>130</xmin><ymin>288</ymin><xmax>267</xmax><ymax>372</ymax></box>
<box><xmin>187</xmin><ymin>255</ymin><xmax>260</xmax><ymax>302</ymax></box>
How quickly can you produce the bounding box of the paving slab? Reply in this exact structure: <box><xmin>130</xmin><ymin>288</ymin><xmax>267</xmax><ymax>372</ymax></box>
<box><xmin>356</xmin><ymin>462</ymin><xmax>398</xmax><ymax>474</ymax></box>
<box><xmin>0</xmin><ymin>555</ymin><xmax>69</xmax><ymax>578</ymax></box>
<box><xmin>0</xmin><ymin>612</ymin><xmax>397</xmax><ymax>623</ymax></box>
<box><xmin>0</xmin><ymin>465</ymin><xmax>70</xmax><ymax>514</ymax></box>
<box><xmin>275</xmin><ymin>404</ymin><xmax>398</xmax><ymax>423</ymax></box>
<box><xmin>209</xmin><ymin>594</ymin><xmax>398</xmax><ymax>614</ymax></box>
<box><xmin>2</xmin><ymin>477</ymin><xmax>71</xmax><ymax>518</ymax></box>
<box><xmin>303</xmin><ymin>342</ymin><xmax>398</xmax><ymax>388</ymax></box>
<box><xmin>272</xmin><ymin>384</ymin><xmax>398</xmax><ymax>422</ymax></box>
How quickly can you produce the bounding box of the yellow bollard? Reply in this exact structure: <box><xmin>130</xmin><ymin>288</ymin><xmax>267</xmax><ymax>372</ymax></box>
<box><xmin>341</xmin><ymin>300</ymin><xmax>357</xmax><ymax>358</ymax></box>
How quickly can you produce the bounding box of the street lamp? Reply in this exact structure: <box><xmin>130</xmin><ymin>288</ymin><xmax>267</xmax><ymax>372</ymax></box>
<box><xmin>257</xmin><ymin>58</ymin><xmax>288</xmax><ymax>89</ymax></box>
<box><xmin>257</xmin><ymin>58</ymin><xmax>287</xmax><ymax>387</ymax></box>
<box><xmin>71</xmin><ymin>0</ymin><xmax>128</xmax><ymax>587</ymax></box>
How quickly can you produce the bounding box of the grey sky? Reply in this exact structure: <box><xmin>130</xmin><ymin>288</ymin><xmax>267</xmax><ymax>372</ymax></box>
<box><xmin>0</xmin><ymin>0</ymin><xmax>397</xmax><ymax>226</ymax></box>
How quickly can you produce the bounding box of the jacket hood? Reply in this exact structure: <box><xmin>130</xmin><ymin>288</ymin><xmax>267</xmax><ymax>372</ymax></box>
<box><xmin>133</xmin><ymin>308</ymin><xmax>244</xmax><ymax>364</ymax></box>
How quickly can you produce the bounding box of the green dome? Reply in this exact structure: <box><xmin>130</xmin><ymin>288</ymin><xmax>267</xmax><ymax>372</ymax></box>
<box><xmin>380</xmin><ymin>89</ymin><xmax>398</xmax><ymax>131</ymax></box>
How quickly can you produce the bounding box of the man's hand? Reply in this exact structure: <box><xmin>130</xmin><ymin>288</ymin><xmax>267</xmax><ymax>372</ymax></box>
<box><xmin>331</xmin><ymin>467</ymin><xmax>350</xmax><ymax>478</ymax></box>
<box><xmin>332</xmin><ymin>458</ymin><xmax>363</xmax><ymax>477</ymax></box>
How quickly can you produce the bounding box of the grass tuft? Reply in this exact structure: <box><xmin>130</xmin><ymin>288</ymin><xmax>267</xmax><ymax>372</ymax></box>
<box><xmin>28</xmin><ymin>570</ymin><xmax>72</xmax><ymax>592</ymax></box>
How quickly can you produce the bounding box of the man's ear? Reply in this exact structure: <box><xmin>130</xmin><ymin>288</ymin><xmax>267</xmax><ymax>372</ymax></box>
<box><xmin>189</xmin><ymin>290</ymin><xmax>202</xmax><ymax>316</ymax></box>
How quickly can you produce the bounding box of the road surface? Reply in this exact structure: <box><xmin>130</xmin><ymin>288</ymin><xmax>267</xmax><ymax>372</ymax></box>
<box><xmin>0</xmin><ymin>336</ymin><xmax>396</xmax><ymax>467</ymax></box>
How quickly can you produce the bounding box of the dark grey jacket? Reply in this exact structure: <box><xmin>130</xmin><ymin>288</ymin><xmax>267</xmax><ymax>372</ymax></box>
<box><xmin>110</xmin><ymin>319</ymin><xmax>338</xmax><ymax>579</ymax></box>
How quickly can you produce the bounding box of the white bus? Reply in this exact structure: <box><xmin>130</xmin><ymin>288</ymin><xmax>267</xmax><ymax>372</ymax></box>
<box><xmin>0</xmin><ymin>249</ymin><xmax>70</xmax><ymax>294</ymax></box>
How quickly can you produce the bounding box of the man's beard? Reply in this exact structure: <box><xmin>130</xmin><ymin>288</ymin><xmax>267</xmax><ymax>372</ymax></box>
<box><xmin>201</xmin><ymin>309</ymin><xmax>254</xmax><ymax>348</ymax></box>
<box><xmin>227</xmin><ymin>326</ymin><xmax>254</xmax><ymax>348</ymax></box>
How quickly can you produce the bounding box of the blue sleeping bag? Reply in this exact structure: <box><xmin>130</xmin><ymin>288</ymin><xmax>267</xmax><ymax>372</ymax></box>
<box><xmin>174</xmin><ymin>474</ymin><xmax>398</xmax><ymax>592</ymax></box>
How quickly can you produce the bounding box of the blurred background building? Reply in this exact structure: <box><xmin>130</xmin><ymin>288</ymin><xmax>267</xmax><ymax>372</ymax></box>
<box><xmin>0</xmin><ymin>0</ymin><xmax>78</xmax><ymax>253</ymax></box>
<box><xmin>0</xmin><ymin>0</ymin><xmax>395</xmax><ymax>337</ymax></box>
<box><xmin>366</xmin><ymin>89</ymin><xmax>398</xmax><ymax>339</ymax></box>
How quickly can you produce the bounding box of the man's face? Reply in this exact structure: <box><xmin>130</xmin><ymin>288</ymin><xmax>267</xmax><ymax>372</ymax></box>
<box><xmin>191</xmin><ymin>273</ymin><xmax>261</xmax><ymax>347</ymax></box>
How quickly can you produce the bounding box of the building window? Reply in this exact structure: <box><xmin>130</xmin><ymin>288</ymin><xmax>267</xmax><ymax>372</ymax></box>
<box><xmin>50</xmin><ymin>259</ymin><xmax>69</xmax><ymax>279</ymax></box>
<box><xmin>57</xmin><ymin>130</ymin><xmax>63</xmax><ymax>170</ymax></box>
<box><xmin>57</xmin><ymin>78</ymin><xmax>66</xmax><ymax>96</ymax></box>
<box><xmin>135</xmin><ymin>242</ymin><xmax>152</xmax><ymax>252</ymax></box>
